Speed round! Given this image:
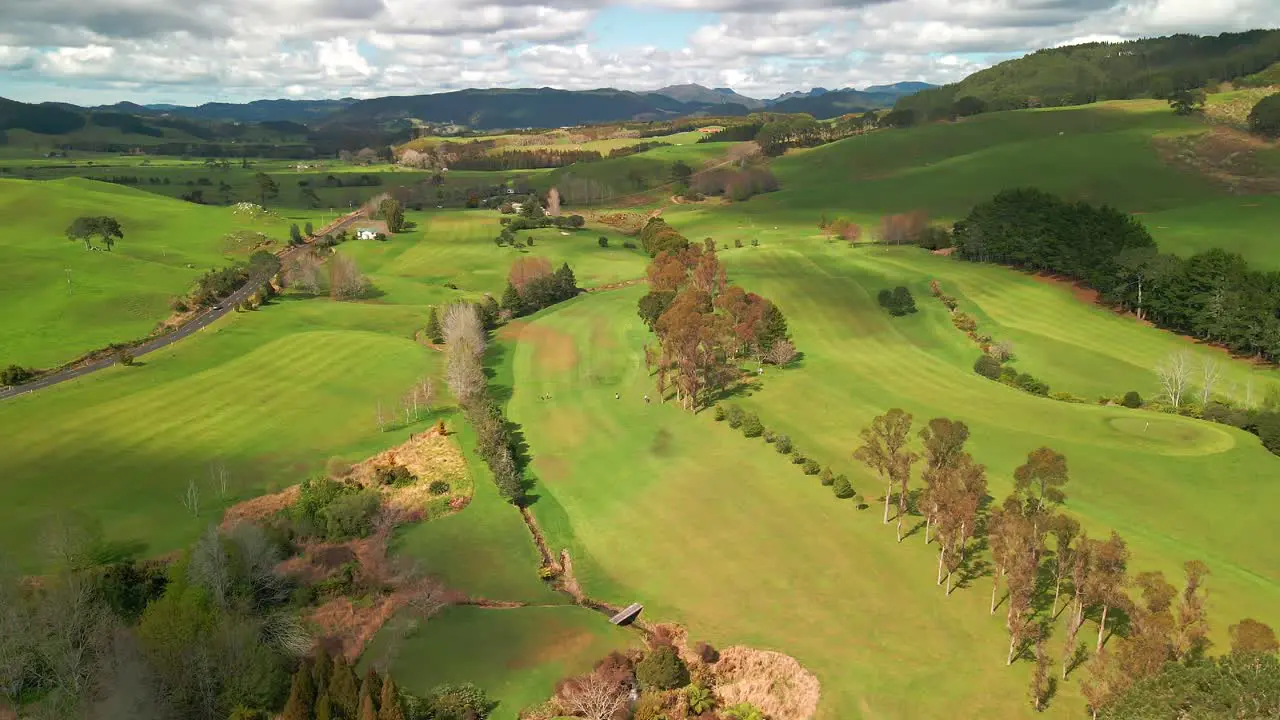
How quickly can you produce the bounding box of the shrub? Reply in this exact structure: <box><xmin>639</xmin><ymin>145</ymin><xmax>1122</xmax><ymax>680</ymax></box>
<box><xmin>632</xmin><ymin>692</ymin><xmax>668</xmax><ymax>720</ymax></box>
<box><xmin>999</xmin><ymin>366</ymin><xmax>1019</xmax><ymax>384</ymax></box>
<box><xmin>428</xmin><ymin>481</ymin><xmax>450</xmax><ymax>494</ymax></box>
<box><xmin>1016</xmin><ymin>373</ymin><xmax>1050</xmax><ymax>396</ymax></box>
<box><xmin>803</xmin><ymin>459</ymin><xmax>820</xmax><ymax>475</ymax></box>
<box><xmin>832</xmin><ymin>476</ymin><xmax>855</xmax><ymax>499</ymax></box>
<box><xmin>622</xmin><ymin>241</ymin><xmax>637</xmax><ymax>249</ymax></box>
<box><xmin>762</xmin><ymin>429</ymin><xmax>776</xmax><ymax>443</ymax></box>
<box><xmin>1248</xmin><ymin>93</ymin><xmax>1280</xmax><ymax>138</ymax></box>
<box><xmin>636</xmin><ymin>645</ymin><xmax>689</xmax><ymax>690</ymax></box>
<box><xmin>734</xmin><ymin>238</ymin><xmax>743</xmax><ymax>248</ymax></box>
<box><xmin>115</xmin><ymin>349</ymin><xmax>135</xmax><ymax>366</ymax></box>
<box><xmin>725</xmin><ymin>404</ymin><xmax>746</xmax><ymax>428</ymax></box>
<box><xmin>1122</xmin><ymin>391</ymin><xmax>1143</xmax><ymax>408</ymax></box>
<box><xmin>951</xmin><ymin>311</ymin><xmax>977</xmax><ymax>332</ymax></box>
<box><xmin>853</xmin><ymin>493</ymin><xmax>866</xmax><ymax>508</ymax></box>
<box><xmin>713</xmin><ymin>404</ymin><xmax>726</xmax><ymax>421</ymax></box>
<box><xmin>375</xmin><ymin>465</ymin><xmax>414</xmax><ymax>487</ymax></box>
<box><xmin>1257</xmin><ymin>412</ymin><xmax>1280</xmax><ymax>455</ymax></box>
<box><xmin>598</xmin><ymin>236</ymin><xmax>608</xmax><ymax>247</ymax></box>
<box><xmin>973</xmin><ymin>355</ymin><xmax>1002</xmax><ymax>380</ymax></box>
<box><xmin>0</xmin><ymin>365</ymin><xmax>35</xmax><ymax>386</ymax></box>
<box><xmin>322</xmin><ymin>490</ymin><xmax>380</xmax><ymax>540</ymax></box>
<box><xmin>694</xmin><ymin>641</ymin><xmax>720</xmax><ymax>663</ymax></box>
<box><xmin>819</xmin><ymin>467</ymin><xmax>834</xmax><ymax>486</ymax></box>
<box><xmin>1050</xmin><ymin>391</ymin><xmax>1088</xmax><ymax>404</ymax></box>
<box><xmin>774</xmin><ymin>434</ymin><xmax>792</xmax><ymax>454</ymax></box>
<box><xmin>791</xmin><ymin>453</ymin><xmax>806</xmax><ymax>465</ymax></box>
<box><xmin>741</xmin><ymin>413</ymin><xmax>764</xmax><ymax>438</ymax></box>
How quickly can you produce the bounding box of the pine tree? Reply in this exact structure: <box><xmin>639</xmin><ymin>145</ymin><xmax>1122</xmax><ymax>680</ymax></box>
<box><xmin>500</xmin><ymin>282</ymin><xmax>524</xmax><ymax>316</ymax></box>
<box><xmin>329</xmin><ymin>654</ymin><xmax>360</xmax><ymax>719</ymax></box>
<box><xmin>379</xmin><ymin>676</ymin><xmax>406</xmax><ymax>720</ymax></box>
<box><xmin>553</xmin><ymin>263</ymin><xmax>578</xmax><ymax>301</ymax></box>
<box><xmin>290</xmin><ymin>223</ymin><xmax>303</xmax><ymax>246</ymax></box>
<box><xmin>358</xmin><ymin>689</ymin><xmax>378</xmax><ymax>720</ymax></box>
<box><xmin>281</xmin><ymin>668</ymin><xmax>316</xmax><ymax>720</ymax></box>
<box><xmin>361</xmin><ymin>668</ymin><xmax>382</xmax><ymax>714</ymax></box>
<box><xmin>424</xmin><ymin>307</ymin><xmax>443</xmax><ymax>344</ymax></box>
<box><xmin>312</xmin><ymin>648</ymin><xmax>332</xmax><ymax>695</ymax></box>
<box><xmin>305</xmin><ymin>221</ymin><xmax>315</xmax><ymax>237</ymax></box>
<box><xmin>316</xmin><ymin>691</ymin><xmax>334</xmax><ymax>720</ymax></box>
<box><xmin>480</xmin><ymin>295</ymin><xmax>501</xmax><ymax>330</ymax></box>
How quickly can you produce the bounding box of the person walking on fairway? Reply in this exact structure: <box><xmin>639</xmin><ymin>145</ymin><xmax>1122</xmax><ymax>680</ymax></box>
<box><xmin>643</xmin><ymin>394</ymin><xmax>650</xmax><ymax>405</ymax></box>
<box><xmin>615</xmin><ymin>392</ymin><xmax>620</xmax><ymax>400</ymax></box>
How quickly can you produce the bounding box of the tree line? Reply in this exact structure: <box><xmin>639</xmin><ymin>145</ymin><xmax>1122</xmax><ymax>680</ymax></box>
<box><xmin>636</xmin><ymin>222</ymin><xmax>792</xmax><ymax>411</ymax></box>
<box><xmin>843</xmin><ymin>409</ymin><xmax>1279</xmax><ymax>715</ymax></box>
<box><xmin>952</xmin><ymin>188</ymin><xmax>1280</xmax><ymax>364</ymax></box>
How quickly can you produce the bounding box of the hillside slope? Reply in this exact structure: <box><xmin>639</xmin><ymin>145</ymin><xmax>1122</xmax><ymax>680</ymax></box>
<box><xmin>897</xmin><ymin>29</ymin><xmax>1280</xmax><ymax>117</ymax></box>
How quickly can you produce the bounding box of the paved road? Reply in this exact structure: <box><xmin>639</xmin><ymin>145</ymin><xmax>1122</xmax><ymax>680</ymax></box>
<box><xmin>0</xmin><ymin>209</ymin><xmax>368</xmax><ymax>402</ymax></box>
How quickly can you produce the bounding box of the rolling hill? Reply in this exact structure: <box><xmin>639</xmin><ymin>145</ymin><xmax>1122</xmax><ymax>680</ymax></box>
<box><xmin>654</xmin><ymin>83</ymin><xmax>765</xmax><ymax>110</ymax></box>
<box><xmin>896</xmin><ymin>28</ymin><xmax>1280</xmax><ymax>118</ymax></box>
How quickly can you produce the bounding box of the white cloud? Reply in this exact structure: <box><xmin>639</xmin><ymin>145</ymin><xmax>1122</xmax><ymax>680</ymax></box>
<box><xmin>0</xmin><ymin>0</ymin><xmax>1275</xmax><ymax>104</ymax></box>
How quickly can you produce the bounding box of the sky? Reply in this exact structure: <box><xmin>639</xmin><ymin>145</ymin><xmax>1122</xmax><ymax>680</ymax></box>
<box><xmin>0</xmin><ymin>0</ymin><xmax>1277</xmax><ymax>106</ymax></box>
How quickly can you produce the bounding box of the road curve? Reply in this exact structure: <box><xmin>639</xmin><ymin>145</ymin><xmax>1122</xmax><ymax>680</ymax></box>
<box><xmin>0</xmin><ymin>209</ymin><xmax>368</xmax><ymax>402</ymax></box>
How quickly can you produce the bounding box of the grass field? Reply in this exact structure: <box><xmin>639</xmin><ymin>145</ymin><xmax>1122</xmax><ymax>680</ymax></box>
<box><xmin>0</xmin><ymin>178</ymin><xmax>328</xmax><ymax>367</ymax></box>
<box><xmin>501</xmin><ymin>233</ymin><xmax>1280</xmax><ymax>719</ymax></box>
<box><xmin>5</xmin><ymin>97</ymin><xmax>1280</xmax><ymax>719</ymax></box>
<box><xmin>364</xmin><ymin>605</ymin><xmax>638</xmax><ymax>720</ymax></box>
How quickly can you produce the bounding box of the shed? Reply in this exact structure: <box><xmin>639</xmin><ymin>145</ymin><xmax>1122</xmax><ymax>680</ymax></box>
<box><xmin>609</xmin><ymin>603</ymin><xmax>643</xmax><ymax>626</ymax></box>
<box><xmin>355</xmin><ymin>228</ymin><xmax>378</xmax><ymax>240</ymax></box>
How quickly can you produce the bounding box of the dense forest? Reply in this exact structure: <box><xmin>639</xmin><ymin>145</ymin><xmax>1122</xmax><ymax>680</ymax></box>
<box><xmin>897</xmin><ymin>30</ymin><xmax>1280</xmax><ymax>119</ymax></box>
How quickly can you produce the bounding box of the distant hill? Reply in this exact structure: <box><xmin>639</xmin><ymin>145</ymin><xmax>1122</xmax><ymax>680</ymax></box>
<box><xmin>766</xmin><ymin>88</ymin><xmax>902</xmax><ymax>118</ymax></box>
<box><xmin>769</xmin><ymin>88</ymin><xmax>830</xmax><ymax>103</ymax></box>
<box><xmin>321</xmin><ymin>87</ymin><xmax>749</xmax><ymax>131</ymax></box>
<box><xmin>896</xmin><ymin>29</ymin><xmax>1280</xmax><ymax>118</ymax></box>
<box><xmin>654</xmin><ymin>84</ymin><xmax>765</xmax><ymax>110</ymax></box>
<box><xmin>863</xmin><ymin>82</ymin><xmax>936</xmax><ymax>96</ymax></box>
<box><xmin>99</xmin><ymin>98</ymin><xmax>358</xmax><ymax>124</ymax></box>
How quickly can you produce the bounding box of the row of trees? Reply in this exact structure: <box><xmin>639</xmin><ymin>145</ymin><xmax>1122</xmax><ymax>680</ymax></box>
<box><xmin>440</xmin><ymin>303</ymin><xmax>527</xmax><ymax>505</ymax></box>
<box><xmin>637</xmin><ymin>231</ymin><xmax>792</xmax><ymax>411</ymax></box>
<box><xmin>284</xmin><ymin>251</ymin><xmax>371</xmax><ymax>301</ymax></box>
<box><xmin>952</xmin><ymin>188</ymin><xmax>1280</xmax><ymax>363</ymax></box>
<box><xmin>847</xmin><ymin>409</ymin><xmax>1278</xmax><ymax>715</ymax></box>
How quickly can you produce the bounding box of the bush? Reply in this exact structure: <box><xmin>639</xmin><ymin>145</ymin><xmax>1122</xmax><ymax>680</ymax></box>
<box><xmin>734</xmin><ymin>238</ymin><xmax>744</xmax><ymax>248</ymax></box>
<box><xmin>819</xmin><ymin>468</ymin><xmax>834</xmax><ymax>486</ymax></box>
<box><xmin>741</xmin><ymin>413</ymin><xmax>764</xmax><ymax>438</ymax></box>
<box><xmin>598</xmin><ymin>236</ymin><xmax>608</xmax><ymax>247</ymax></box>
<box><xmin>832</xmin><ymin>476</ymin><xmax>855</xmax><ymax>499</ymax></box>
<box><xmin>853</xmin><ymin>493</ymin><xmax>866</xmax><ymax>508</ymax></box>
<box><xmin>802</xmin><ymin>459</ymin><xmax>820</xmax><ymax>475</ymax></box>
<box><xmin>973</xmin><ymin>355</ymin><xmax>1002</xmax><ymax>380</ymax></box>
<box><xmin>636</xmin><ymin>645</ymin><xmax>689</xmax><ymax>691</ymax></box>
<box><xmin>1122</xmin><ymin>391</ymin><xmax>1143</xmax><ymax>408</ymax></box>
<box><xmin>791</xmin><ymin>453</ymin><xmax>806</xmax><ymax>465</ymax></box>
<box><xmin>622</xmin><ymin>241</ymin><xmax>637</xmax><ymax>249</ymax></box>
<box><xmin>1248</xmin><ymin>93</ymin><xmax>1280</xmax><ymax>138</ymax></box>
<box><xmin>1257</xmin><ymin>412</ymin><xmax>1280</xmax><ymax>455</ymax></box>
<box><xmin>428</xmin><ymin>480</ymin><xmax>450</xmax><ymax>494</ymax></box>
<box><xmin>725</xmin><ymin>404</ymin><xmax>746</xmax><ymax>428</ymax></box>
<box><xmin>762</xmin><ymin>429</ymin><xmax>776</xmax><ymax>443</ymax></box>
<box><xmin>1015</xmin><ymin>372</ymin><xmax>1050</xmax><ymax>396</ymax></box>
<box><xmin>322</xmin><ymin>490</ymin><xmax>380</xmax><ymax>539</ymax></box>
<box><xmin>375</xmin><ymin>464</ymin><xmax>414</xmax><ymax>487</ymax></box>
<box><xmin>774</xmin><ymin>434</ymin><xmax>792</xmax><ymax>454</ymax></box>
<box><xmin>632</xmin><ymin>692</ymin><xmax>668</xmax><ymax>720</ymax></box>
<box><xmin>694</xmin><ymin>641</ymin><xmax>720</xmax><ymax>663</ymax></box>
<box><xmin>0</xmin><ymin>364</ymin><xmax>35</xmax><ymax>386</ymax></box>
<box><xmin>713</xmin><ymin>404</ymin><xmax>726</xmax><ymax>421</ymax></box>
<box><xmin>999</xmin><ymin>366</ymin><xmax>1019</xmax><ymax>384</ymax></box>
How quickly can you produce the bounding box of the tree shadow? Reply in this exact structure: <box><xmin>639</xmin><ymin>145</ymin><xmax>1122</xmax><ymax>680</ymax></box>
<box><xmin>902</xmin><ymin>519</ymin><xmax>927</xmax><ymax>541</ymax></box>
<box><xmin>1063</xmin><ymin>642</ymin><xmax>1089</xmax><ymax>679</ymax></box>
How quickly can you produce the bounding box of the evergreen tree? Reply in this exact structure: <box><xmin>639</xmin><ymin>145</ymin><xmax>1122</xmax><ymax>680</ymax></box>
<box><xmin>379</xmin><ymin>676</ymin><xmax>406</xmax><ymax>720</ymax></box>
<box><xmin>329</xmin><ymin>654</ymin><xmax>360</xmax><ymax>719</ymax></box>
<box><xmin>757</xmin><ymin>302</ymin><xmax>790</xmax><ymax>351</ymax></box>
<box><xmin>500</xmin><ymin>282</ymin><xmax>524</xmax><ymax>316</ymax></box>
<box><xmin>290</xmin><ymin>223</ymin><xmax>303</xmax><ymax>246</ymax></box>
<box><xmin>553</xmin><ymin>263</ymin><xmax>578</xmax><ymax>301</ymax></box>
<box><xmin>362</xmin><ymin>668</ymin><xmax>383</xmax><ymax>712</ymax></box>
<box><xmin>281</xmin><ymin>668</ymin><xmax>316</xmax><ymax>720</ymax></box>
<box><xmin>424</xmin><ymin>307</ymin><xmax>444</xmax><ymax>344</ymax></box>
<box><xmin>316</xmin><ymin>691</ymin><xmax>334</xmax><ymax>720</ymax></box>
<box><xmin>305</xmin><ymin>221</ymin><xmax>315</xmax><ymax>237</ymax></box>
<box><xmin>358</xmin><ymin>690</ymin><xmax>378</xmax><ymax>720</ymax></box>
<box><xmin>480</xmin><ymin>296</ymin><xmax>501</xmax><ymax>330</ymax></box>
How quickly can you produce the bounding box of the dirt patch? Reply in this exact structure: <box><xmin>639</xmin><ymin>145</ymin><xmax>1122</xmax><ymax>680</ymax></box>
<box><xmin>1154</xmin><ymin>128</ymin><xmax>1280</xmax><ymax>195</ymax></box>
<box><xmin>533</xmin><ymin>454</ymin><xmax>571</xmax><ymax>484</ymax></box>
<box><xmin>714</xmin><ymin>646</ymin><xmax>822</xmax><ymax>720</ymax></box>
<box><xmin>585</xmin><ymin>278</ymin><xmax>644</xmax><ymax>293</ymax></box>
<box><xmin>220</xmin><ymin>485</ymin><xmax>300</xmax><ymax>530</ymax></box>
<box><xmin>653</xmin><ymin>624</ymin><xmax>820</xmax><ymax>720</ymax></box>
<box><xmin>499</xmin><ymin>321</ymin><xmax>579</xmax><ymax>373</ymax></box>
<box><xmin>346</xmin><ymin>427</ymin><xmax>469</xmax><ymax>513</ymax></box>
<box><xmin>931</xmin><ymin>247</ymin><xmax>955</xmax><ymax>256</ymax></box>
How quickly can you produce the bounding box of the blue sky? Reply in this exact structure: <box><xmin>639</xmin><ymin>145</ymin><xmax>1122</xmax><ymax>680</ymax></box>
<box><xmin>0</xmin><ymin>0</ymin><xmax>1276</xmax><ymax>105</ymax></box>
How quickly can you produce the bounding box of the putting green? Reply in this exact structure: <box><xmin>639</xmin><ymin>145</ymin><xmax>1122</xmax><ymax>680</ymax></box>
<box><xmin>1103</xmin><ymin>414</ymin><xmax>1236</xmax><ymax>454</ymax></box>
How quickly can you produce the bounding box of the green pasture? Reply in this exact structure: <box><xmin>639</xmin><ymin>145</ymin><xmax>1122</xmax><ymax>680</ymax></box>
<box><xmin>0</xmin><ymin>178</ymin><xmax>326</xmax><ymax>367</ymax></box>
<box><xmin>502</xmin><ymin>235</ymin><xmax>1280</xmax><ymax>719</ymax></box>
<box><xmin>364</xmin><ymin>605</ymin><xmax>638</xmax><ymax>720</ymax></box>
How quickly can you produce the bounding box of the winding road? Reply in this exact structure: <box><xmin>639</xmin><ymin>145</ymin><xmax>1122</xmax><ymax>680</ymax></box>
<box><xmin>0</xmin><ymin>209</ymin><xmax>368</xmax><ymax>402</ymax></box>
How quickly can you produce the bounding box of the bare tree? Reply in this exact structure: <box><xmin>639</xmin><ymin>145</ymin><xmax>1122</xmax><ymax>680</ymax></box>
<box><xmin>188</xmin><ymin>525</ymin><xmax>231</xmax><ymax>609</ymax></box>
<box><xmin>210</xmin><ymin>460</ymin><xmax>229</xmax><ymax>500</ymax></box>
<box><xmin>990</xmin><ymin>340</ymin><xmax>1015</xmax><ymax>362</ymax></box>
<box><xmin>182</xmin><ymin>478</ymin><xmax>200</xmax><ymax>517</ymax></box>
<box><xmin>546</xmin><ymin>187</ymin><xmax>562</xmax><ymax>217</ymax></box>
<box><xmin>0</xmin><ymin>566</ymin><xmax>36</xmax><ymax>713</ymax></box>
<box><xmin>329</xmin><ymin>254</ymin><xmax>370</xmax><ymax>300</ymax></box>
<box><xmin>1199</xmin><ymin>357</ymin><xmax>1222</xmax><ymax>406</ymax></box>
<box><xmin>555</xmin><ymin>669</ymin><xmax>630</xmax><ymax>720</ymax></box>
<box><xmin>763</xmin><ymin>339</ymin><xmax>797</xmax><ymax>366</ymax></box>
<box><xmin>442</xmin><ymin>302</ymin><xmax>486</xmax><ymax>358</ymax></box>
<box><xmin>1155</xmin><ymin>351</ymin><xmax>1192</xmax><ymax>407</ymax></box>
<box><xmin>445</xmin><ymin>344</ymin><xmax>487</xmax><ymax>404</ymax></box>
<box><xmin>284</xmin><ymin>253</ymin><xmax>325</xmax><ymax>294</ymax></box>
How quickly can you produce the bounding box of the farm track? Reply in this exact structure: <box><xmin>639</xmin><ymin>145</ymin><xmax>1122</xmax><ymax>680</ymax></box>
<box><xmin>0</xmin><ymin>209</ymin><xmax>369</xmax><ymax>402</ymax></box>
